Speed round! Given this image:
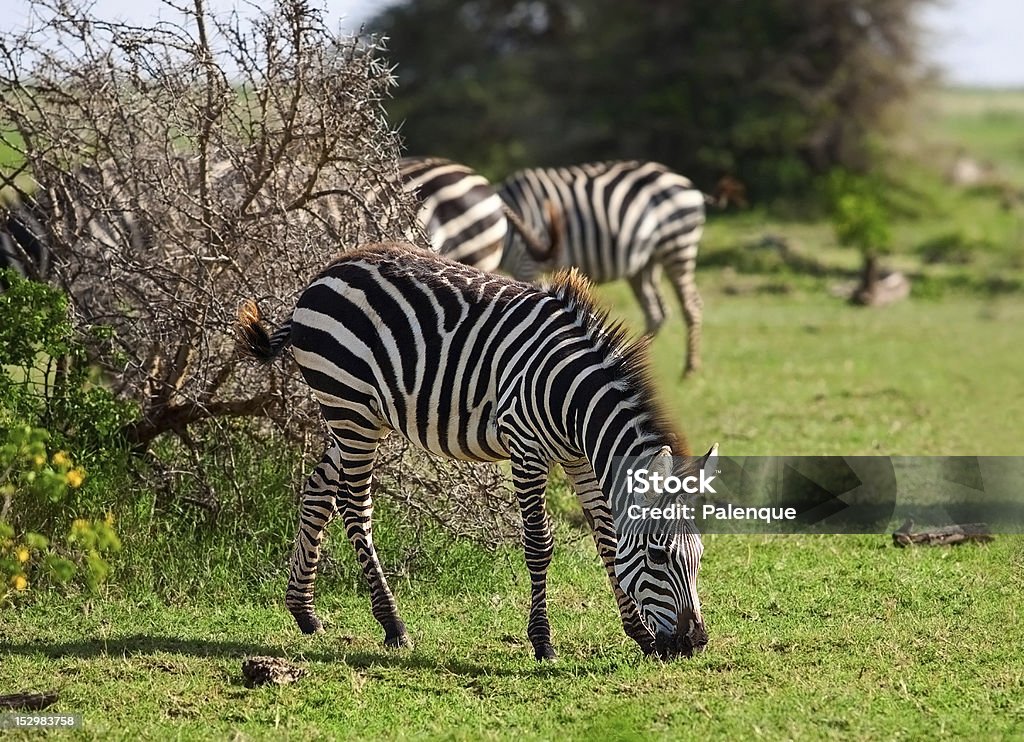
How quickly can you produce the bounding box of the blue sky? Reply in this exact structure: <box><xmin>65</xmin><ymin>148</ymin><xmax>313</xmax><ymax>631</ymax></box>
<box><xmin>4</xmin><ymin>0</ymin><xmax>1023</xmax><ymax>87</ymax></box>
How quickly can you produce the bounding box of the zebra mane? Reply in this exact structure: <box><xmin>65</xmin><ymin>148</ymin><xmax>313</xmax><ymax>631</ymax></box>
<box><xmin>548</xmin><ymin>269</ymin><xmax>690</xmax><ymax>456</ymax></box>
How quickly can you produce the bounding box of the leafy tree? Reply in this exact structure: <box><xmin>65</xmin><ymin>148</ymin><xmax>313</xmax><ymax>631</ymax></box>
<box><xmin>827</xmin><ymin>170</ymin><xmax>897</xmax><ymax>304</ymax></box>
<box><xmin>371</xmin><ymin>0</ymin><xmax>931</xmax><ymax>195</ymax></box>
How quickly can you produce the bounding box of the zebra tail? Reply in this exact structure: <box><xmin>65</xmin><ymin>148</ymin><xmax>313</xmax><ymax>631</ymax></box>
<box><xmin>543</xmin><ymin>200</ymin><xmax>564</xmax><ymax>264</ymax></box>
<box><xmin>503</xmin><ymin>202</ymin><xmax>561</xmax><ymax>263</ymax></box>
<box><xmin>235</xmin><ymin>299</ymin><xmax>292</xmax><ymax>363</ymax></box>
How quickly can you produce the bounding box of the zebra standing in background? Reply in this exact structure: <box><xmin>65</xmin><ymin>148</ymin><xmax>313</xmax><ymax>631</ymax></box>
<box><xmin>399</xmin><ymin>157</ymin><xmax>559</xmax><ymax>272</ymax></box>
<box><xmin>498</xmin><ymin>161</ymin><xmax>707</xmax><ymax>376</ymax></box>
<box><xmin>235</xmin><ymin>242</ymin><xmax>717</xmax><ymax>660</ymax></box>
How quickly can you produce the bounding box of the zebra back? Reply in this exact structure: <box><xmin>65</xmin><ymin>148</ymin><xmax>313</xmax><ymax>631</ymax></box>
<box><xmin>399</xmin><ymin>156</ymin><xmax>558</xmax><ymax>272</ymax></box>
<box><xmin>498</xmin><ymin>160</ymin><xmax>706</xmax><ymax>283</ymax></box>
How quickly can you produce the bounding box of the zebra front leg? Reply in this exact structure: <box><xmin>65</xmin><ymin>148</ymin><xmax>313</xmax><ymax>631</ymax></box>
<box><xmin>334</xmin><ymin>432</ymin><xmax>412</xmax><ymax>649</ymax></box>
<box><xmin>628</xmin><ymin>264</ymin><xmax>667</xmax><ymax>336</ymax></box>
<box><xmin>511</xmin><ymin>450</ymin><xmax>556</xmax><ymax>660</ymax></box>
<box><xmin>664</xmin><ymin>255</ymin><xmax>703</xmax><ymax>376</ymax></box>
<box><xmin>285</xmin><ymin>443</ymin><xmax>343</xmax><ymax>634</ymax></box>
<box><xmin>589</xmin><ymin>514</ymin><xmax>658</xmax><ymax>656</ymax></box>
<box><xmin>563</xmin><ymin>460</ymin><xmax>657</xmax><ymax>656</ymax></box>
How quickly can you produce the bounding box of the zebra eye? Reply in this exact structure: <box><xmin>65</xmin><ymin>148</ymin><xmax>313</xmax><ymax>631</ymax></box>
<box><xmin>648</xmin><ymin>545</ymin><xmax>669</xmax><ymax>565</ymax></box>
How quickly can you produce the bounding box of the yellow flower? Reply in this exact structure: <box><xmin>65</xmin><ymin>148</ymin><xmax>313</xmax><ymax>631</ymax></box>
<box><xmin>10</xmin><ymin>575</ymin><xmax>27</xmax><ymax>591</ymax></box>
<box><xmin>66</xmin><ymin>469</ymin><xmax>85</xmax><ymax>488</ymax></box>
<box><xmin>15</xmin><ymin>546</ymin><xmax>30</xmax><ymax>563</ymax></box>
<box><xmin>52</xmin><ymin>451</ymin><xmax>70</xmax><ymax>468</ymax></box>
<box><xmin>33</xmin><ymin>454</ymin><xmax>46</xmax><ymax>467</ymax></box>
<box><xmin>72</xmin><ymin>518</ymin><xmax>89</xmax><ymax>532</ymax></box>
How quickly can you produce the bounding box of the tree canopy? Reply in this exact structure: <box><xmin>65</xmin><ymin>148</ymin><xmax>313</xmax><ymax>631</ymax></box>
<box><xmin>370</xmin><ymin>0</ymin><xmax>932</xmax><ymax>195</ymax></box>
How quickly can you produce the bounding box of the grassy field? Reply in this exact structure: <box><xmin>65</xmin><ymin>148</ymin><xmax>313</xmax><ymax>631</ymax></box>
<box><xmin>2</xmin><ymin>87</ymin><xmax>1024</xmax><ymax>739</ymax></box>
<box><xmin>3</xmin><ymin>285</ymin><xmax>1023</xmax><ymax>739</ymax></box>
<box><xmin>3</xmin><ymin>532</ymin><xmax>1023</xmax><ymax>740</ymax></box>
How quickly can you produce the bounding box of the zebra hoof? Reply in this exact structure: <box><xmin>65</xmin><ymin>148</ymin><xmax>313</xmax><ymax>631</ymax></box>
<box><xmin>384</xmin><ymin>632</ymin><xmax>413</xmax><ymax>649</ymax></box>
<box><xmin>534</xmin><ymin>645</ymin><xmax>557</xmax><ymax>661</ymax></box>
<box><xmin>294</xmin><ymin>612</ymin><xmax>324</xmax><ymax>635</ymax></box>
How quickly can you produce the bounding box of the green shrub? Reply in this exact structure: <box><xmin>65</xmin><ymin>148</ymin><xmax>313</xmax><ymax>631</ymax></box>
<box><xmin>0</xmin><ymin>425</ymin><xmax>121</xmax><ymax>602</ymax></box>
<box><xmin>826</xmin><ymin>170</ymin><xmax>892</xmax><ymax>259</ymax></box>
<box><xmin>0</xmin><ymin>270</ymin><xmax>135</xmax><ymax>461</ymax></box>
<box><xmin>1</xmin><ymin>271</ymin><xmax>129</xmax><ymax>600</ymax></box>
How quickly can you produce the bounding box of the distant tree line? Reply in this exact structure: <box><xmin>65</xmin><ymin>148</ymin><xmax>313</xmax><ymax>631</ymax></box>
<box><xmin>370</xmin><ymin>0</ymin><xmax>932</xmax><ymax>197</ymax></box>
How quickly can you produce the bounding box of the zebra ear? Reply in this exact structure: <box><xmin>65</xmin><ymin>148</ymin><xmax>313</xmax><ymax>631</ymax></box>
<box><xmin>701</xmin><ymin>443</ymin><xmax>719</xmax><ymax>481</ymax></box>
<box><xmin>651</xmin><ymin>444</ymin><xmax>674</xmax><ymax>477</ymax></box>
<box><xmin>639</xmin><ymin>445</ymin><xmax>675</xmax><ymax>504</ymax></box>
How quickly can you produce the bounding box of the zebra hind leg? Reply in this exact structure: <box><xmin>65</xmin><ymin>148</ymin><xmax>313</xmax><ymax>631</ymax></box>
<box><xmin>332</xmin><ymin>431</ymin><xmax>412</xmax><ymax>649</ymax></box>
<box><xmin>511</xmin><ymin>449</ymin><xmax>557</xmax><ymax>660</ymax></box>
<box><xmin>285</xmin><ymin>442</ymin><xmax>344</xmax><ymax>634</ymax></box>
<box><xmin>664</xmin><ymin>255</ymin><xmax>703</xmax><ymax>377</ymax></box>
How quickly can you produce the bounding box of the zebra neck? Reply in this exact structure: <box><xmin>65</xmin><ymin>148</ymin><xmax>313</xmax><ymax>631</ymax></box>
<box><xmin>573</xmin><ymin>394</ymin><xmax>671</xmax><ymax>506</ymax></box>
<box><xmin>585</xmin><ymin>436</ymin><xmax>672</xmax><ymax>537</ymax></box>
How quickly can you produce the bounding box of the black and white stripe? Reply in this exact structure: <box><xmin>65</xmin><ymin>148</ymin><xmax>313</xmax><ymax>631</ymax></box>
<box><xmin>400</xmin><ymin>157</ymin><xmax>557</xmax><ymax>272</ymax></box>
<box><xmin>499</xmin><ymin>161</ymin><xmax>707</xmax><ymax>376</ymax></box>
<box><xmin>1</xmin><ymin>190</ymin><xmax>52</xmax><ymax>281</ymax></box>
<box><xmin>236</xmin><ymin>243</ymin><xmax>715</xmax><ymax>660</ymax></box>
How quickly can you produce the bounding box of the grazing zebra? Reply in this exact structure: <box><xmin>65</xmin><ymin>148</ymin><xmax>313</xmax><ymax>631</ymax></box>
<box><xmin>235</xmin><ymin>242</ymin><xmax>716</xmax><ymax>660</ymax></box>
<box><xmin>399</xmin><ymin>157</ymin><xmax>558</xmax><ymax>272</ymax></box>
<box><xmin>2</xmin><ymin>156</ymin><xmax>557</xmax><ymax>283</ymax></box>
<box><xmin>498</xmin><ymin>161</ymin><xmax>707</xmax><ymax>376</ymax></box>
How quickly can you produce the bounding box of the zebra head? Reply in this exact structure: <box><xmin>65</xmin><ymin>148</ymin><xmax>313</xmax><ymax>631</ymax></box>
<box><xmin>616</xmin><ymin>443</ymin><xmax>717</xmax><ymax>659</ymax></box>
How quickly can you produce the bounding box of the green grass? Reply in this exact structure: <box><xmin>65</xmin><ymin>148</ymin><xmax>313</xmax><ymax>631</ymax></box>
<box><xmin>3</xmin><ymin>532</ymin><xmax>1022</xmax><ymax>739</ymax></box>
<box><xmin>3</xmin><ymin>286</ymin><xmax>1023</xmax><ymax>739</ymax></box>
<box><xmin>923</xmin><ymin>88</ymin><xmax>1024</xmax><ymax>184</ymax></box>
<box><xmin>3</xmin><ymin>87</ymin><xmax>1024</xmax><ymax>739</ymax></box>
<box><xmin>599</xmin><ymin>282</ymin><xmax>1024</xmax><ymax>457</ymax></box>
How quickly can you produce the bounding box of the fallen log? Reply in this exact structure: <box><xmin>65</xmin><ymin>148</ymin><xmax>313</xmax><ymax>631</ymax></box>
<box><xmin>0</xmin><ymin>691</ymin><xmax>60</xmax><ymax>710</ymax></box>
<box><xmin>892</xmin><ymin>519</ymin><xmax>993</xmax><ymax>547</ymax></box>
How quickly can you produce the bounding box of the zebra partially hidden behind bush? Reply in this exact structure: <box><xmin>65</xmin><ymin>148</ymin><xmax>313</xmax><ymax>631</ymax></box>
<box><xmin>1</xmin><ymin>156</ymin><xmax>560</xmax><ymax>283</ymax></box>
<box><xmin>498</xmin><ymin>160</ymin><xmax>707</xmax><ymax>377</ymax></box>
<box><xmin>0</xmin><ymin>162</ymin><xmax>164</xmax><ymax>284</ymax></box>
<box><xmin>1</xmin><ymin>189</ymin><xmax>54</xmax><ymax>281</ymax></box>
<box><xmin>399</xmin><ymin>156</ymin><xmax>559</xmax><ymax>272</ymax></box>
<box><xmin>235</xmin><ymin>242</ymin><xmax>717</xmax><ymax>660</ymax></box>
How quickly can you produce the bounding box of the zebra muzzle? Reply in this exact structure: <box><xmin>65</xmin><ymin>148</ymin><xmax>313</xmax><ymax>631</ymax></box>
<box><xmin>655</xmin><ymin>609</ymin><xmax>708</xmax><ymax>659</ymax></box>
